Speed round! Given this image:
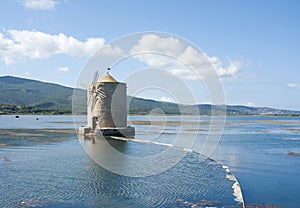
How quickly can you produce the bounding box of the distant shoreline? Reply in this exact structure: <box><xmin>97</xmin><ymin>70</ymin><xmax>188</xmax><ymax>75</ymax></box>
<box><xmin>0</xmin><ymin>112</ymin><xmax>299</xmax><ymax>117</ymax></box>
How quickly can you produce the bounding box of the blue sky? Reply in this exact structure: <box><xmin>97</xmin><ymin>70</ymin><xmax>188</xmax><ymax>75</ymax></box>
<box><xmin>0</xmin><ymin>0</ymin><xmax>300</xmax><ymax>110</ymax></box>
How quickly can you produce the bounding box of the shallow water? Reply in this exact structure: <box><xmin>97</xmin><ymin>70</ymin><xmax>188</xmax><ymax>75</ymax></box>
<box><xmin>0</xmin><ymin>139</ymin><xmax>240</xmax><ymax>207</ymax></box>
<box><xmin>0</xmin><ymin>115</ymin><xmax>86</xmax><ymax>130</ymax></box>
<box><xmin>130</xmin><ymin>115</ymin><xmax>300</xmax><ymax>207</ymax></box>
<box><xmin>1</xmin><ymin>115</ymin><xmax>300</xmax><ymax>207</ymax></box>
<box><xmin>212</xmin><ymin>117</ymin><xmax>300</xmax><ymax>207</ymax></box>
<box><xmin>0</xmin><ymin>115</ymin><xmax>241</xmax><ymax>208</ymax></box>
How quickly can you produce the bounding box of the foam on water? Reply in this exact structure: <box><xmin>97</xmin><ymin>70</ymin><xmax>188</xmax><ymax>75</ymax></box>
<box><xmin>222</xmin><ymin>165</ymin><xmax>244</xmax><ymax>204</ymax></box>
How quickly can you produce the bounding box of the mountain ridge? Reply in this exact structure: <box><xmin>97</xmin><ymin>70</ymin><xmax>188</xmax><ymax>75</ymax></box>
<box><xmin>1</xmin><ymin>76</ymin><xmax>299</xmax><ymax>116</ymax></box>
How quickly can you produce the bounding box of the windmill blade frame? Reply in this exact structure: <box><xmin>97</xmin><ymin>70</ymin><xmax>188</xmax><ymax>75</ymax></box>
<box><xmin>88</xmin><ymin>71</ymin><xmax>99</xmax><ymax>110</ymax></box>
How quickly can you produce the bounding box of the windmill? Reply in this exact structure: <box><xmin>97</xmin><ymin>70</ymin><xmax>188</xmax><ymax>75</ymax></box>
<box><xmin>79</xmin><ymin>68</ymin><xmax>135</xmax><ymax>137</ymax></box>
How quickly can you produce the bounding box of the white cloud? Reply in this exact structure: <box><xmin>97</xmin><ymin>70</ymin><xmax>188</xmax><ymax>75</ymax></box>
<box><xmin>130</xmin><ymin>34</ymin><xmax>244</xmax><ymax>80</ymax></box>
<box><xmin>160</xmin><ymin>96</ymin><xmax>175</xmax><ymax>103</ymax></box>
<box><xmin>131</xmin><ymin>34</ymin><xmax>183</xmax><ymax>56</ymax></box>
<box><xmin>57</xmin><ymin>66</ymin><xmax>69</xmax><ymax>73</ymax></box>
<box><xmin>130</xmin><ymin>34</ymin><xmax>183</xmax><ymax>68</ymax></box>
<box><xmin>0</xmin><ymin>31</ymin><xmax>244</xmax><ymax>80</ymax></box>
<box><xmin>23</xmin><ymin>0</ymin><xmax>58</xmax><ymax>10</ymax></box>
<box><xmin>98</xmin><ymin>44</ymin><xmax>124</xmax><ymax>56</ymax></box>
<box><xmin>288</xmin><ymin>83</ymin><xmax>300</xmax><ymax>89</ymax></box>
<box><xmin>167</xmin><ymin>68</ymin><xmax>199</xmax><ymax>80</ymax></box>
<box><xmin>216</xmin><ymin>60</ymin><xmax>244</xmax><ymax>79</ymax></box>
<box><xmin>0</xmin><ymin>30</ymin><xmax>108</xmax><ymax>65</ymax></box>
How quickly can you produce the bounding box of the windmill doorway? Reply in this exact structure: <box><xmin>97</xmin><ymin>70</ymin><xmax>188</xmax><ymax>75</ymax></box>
<box><xmin>92</xmin><ymin>116</ymin><xmax>98</xmax><ymax>130</ymax></box>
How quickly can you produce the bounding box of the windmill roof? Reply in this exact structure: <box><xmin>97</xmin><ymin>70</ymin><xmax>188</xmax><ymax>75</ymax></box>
<box><xmin>99</xmin><ymin>73</ymin><xmax>118</xmax><ymax>82</ymax></box>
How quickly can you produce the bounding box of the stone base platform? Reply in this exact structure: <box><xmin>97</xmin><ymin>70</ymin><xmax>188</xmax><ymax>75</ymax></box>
<box><xmin>79</xmin><ymin>126</ymin><xmax>135</xmax><ymax>138</ymax></box>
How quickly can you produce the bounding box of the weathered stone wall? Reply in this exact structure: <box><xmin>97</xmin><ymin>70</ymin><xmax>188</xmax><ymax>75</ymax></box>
<box><xmin>93</xmin><ymin>82</ymin><xmax>127</xmax><ymax>128</ymax></box>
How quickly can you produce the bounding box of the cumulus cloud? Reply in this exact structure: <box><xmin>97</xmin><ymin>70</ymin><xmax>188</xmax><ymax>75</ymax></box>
<box><xmin>57</xmin><ymin>66</ymin><xmax>69</xmax><ymax>73</ymax></box>
<box><xmin>130</xmin><ymin>34</ymin><xmax>244</xmax><ymax>80</ymax></box>
<box><xmin>131</xmin><ymin>34</ymin><xmax>183</xmax><ymax>56</ymax></box>
<box><xmin>130</xmin><ymin>34</ymin><xmax>183</xmax><ymax>67</ymax></box>
<box><xmin>215</xmin><ymin>59</ymin><xmax>243</xmax><ymax>78</ymax></box>
<box><xmin>0</xmin><ymin>30</ymin><xmax>109</xmax><ymax>65</ymax></box>
<box><xmin>167</xmin><ymin>68</ymin><xmax>199</xmax><ymax>80</ymax></box>
<box><xmin>288</xmin><ymin>83</ymin><xmax>300</xmax><ymax>89</ymax></box>
<box><xmin>98</xmin><ymin>44</ymin><xmax>124</xmax><ymax>56</ymax></box>
<box><xmin>0</xmin><ymin>31</ymin><xmax>244</xmax><ymax>80</ymax></box>
<box><xmin>23</xmin><ymin>0</ymin><xmax>58</xmax><ymax>10</ymax></box>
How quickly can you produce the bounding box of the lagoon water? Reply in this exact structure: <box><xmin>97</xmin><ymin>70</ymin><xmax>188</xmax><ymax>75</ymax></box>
<box><xmin>0</xmin><ymin>115</ymin><xmax>300</xmax><ymax>207</ymax></box>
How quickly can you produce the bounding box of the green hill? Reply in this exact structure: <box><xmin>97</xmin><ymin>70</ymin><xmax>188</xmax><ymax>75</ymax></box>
<box><xmin>1</xmin><ymin>76</ymin><xmax>299</xmax><ymax>116</ymax></box>
<box><xmin>0</xmin><ymin>76</ymin><xmax>73</xmax><ymax>110</ymax></box>
<box><xmin>128</xmin><ymin>96</ymin><xmax>182</xmax><ymax>115</ymax></box>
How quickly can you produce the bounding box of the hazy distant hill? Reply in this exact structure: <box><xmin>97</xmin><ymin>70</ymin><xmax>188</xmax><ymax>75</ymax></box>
<box><xmin>1</xmin><ymin>76</ymin><xmax>299</xmax><ymax>116</ymax></box>
<box><xmin>128</xmin><ymin>96</ymin><xmax>300</xmax><ymax>116</ymax></box>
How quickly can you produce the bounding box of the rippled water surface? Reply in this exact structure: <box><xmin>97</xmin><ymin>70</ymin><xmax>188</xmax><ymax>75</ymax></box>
<box><xmin>0</xmin><ymin>115</ymin><xmax>241</xmax><ymax>208</ymax></box>
<box><xmin>0</xmin><ymin>140</ymin><xmax>239</xmax><ymax>208</ymax></box>
<box><xmin>1</xmin><ymin>115</ymin><xmax>300</xmax><ymax>207</ymax></box>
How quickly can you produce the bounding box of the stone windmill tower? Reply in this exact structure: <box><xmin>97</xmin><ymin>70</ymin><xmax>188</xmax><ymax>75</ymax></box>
<box><xmin>80</xmin><ymin>69</ymin><xmax>135</xmax><ymax>137</ymax></box>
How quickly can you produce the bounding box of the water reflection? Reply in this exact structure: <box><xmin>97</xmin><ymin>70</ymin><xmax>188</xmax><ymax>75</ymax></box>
<box><xmin>79</xmin><ymin>134</ymin><xmax>243</xmax><ymax>207</ymax></box>
<box><xmin>79</xmin><ymin>134</ymin><xmax>189</xmax><ymax>177</ymax></box>
<box><xmin>81</xmin><ymin>139</ymin><xmax>242</xmax><ymax>207</ymax></box>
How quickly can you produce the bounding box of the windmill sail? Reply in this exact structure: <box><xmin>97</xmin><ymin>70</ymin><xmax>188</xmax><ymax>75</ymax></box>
<box><xmin>88</xmin><ymin>71</ymin><xmax>99</xmax><ymax>110</ymax></box>
<box><xmin>88</xmin><ymin>71</ymin><xmax>106</xmax><ymax>110</ymax></box>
